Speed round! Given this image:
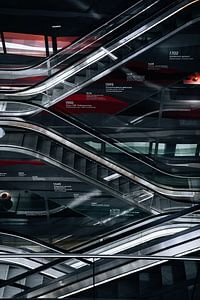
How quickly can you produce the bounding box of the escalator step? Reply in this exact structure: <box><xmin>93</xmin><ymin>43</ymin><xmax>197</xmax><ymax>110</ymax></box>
<box><xmin>62</xmin><ymin>149</ymin><xmax>75</xmax><ymax>167</ymax></box>
<box><xmin>37</xmin><ymin>138</ymin><xmax>51</xmax><ymax>156</ymax></box>
<box><xmin>52</xmin><ymin>87</ymin><xmax>63</xmax><ymax>99</ymax></box>
<box><xmin>50</xmin><ymin>143</ymin><xmax>63</xmax><ymax>161</ymax></box>
<box><xmin>129</xmin><ymin>181</ymin><xmax>138</xmax><ymax>193</ymax></box>
<box><xmin>0</xmin><ymin>264</ymin><xmax>9</xmax><ymax>298</ymax></box>
<box><xmin>161</xmin><ymin>265</ymin><xmax>174</xmax><ymax>286</ymax></box>
<box><xmin>74</xmin><ymin>154</ymin><xmax>86</xmax><ymax>173</ymax></box>
<box><xmin>98</xmin><ymin>56</ymin><xmax>113</xmax><ymax>70</ymax></box>
<box><xmin>119</xmin><ymin>177</ymin><xmax>130</xmax><ymax>193</ymax></box>
<box><xmin>96</xmin><ymin>166</ymin><xmax>110</xmax><ymax>180</ymax></box>
<box><xmin>184</xmin><ymin>261</ymin><xmax>198</xmax><ymax>280</ymax></box>
<box><xmin>139</xmin><ymin>269</ymin><xmax>162</xmax><ymax>295</ymax></box>
<box><xmin>3</xmin><ymin>266</ymin><xmax>24</xmax><ymax>298</ymax></box>
<box><xmin>86</xmin><ymin>160</ymin><xmax>98</xmax><ymax>178</ymax></box>
<box><xmin>74</xmin><ymin>75</ymin><xmax>85</xmax><ymax>85</ymax></box>
<box><xmin>171</xmin><ymin>262</ymin><xmax>186</xmax><ymax>283</ymax></box>
<box><xmin>0</xmin><ymin>132</ymin><xmax>24</xmax><ymax>147</ymax></box>
<box><xmin>22</xmin><ymin>134</ymin><xmax>38</xmax><ymax>150</ymax></box>
<box><xmin>108</xmin><ymin>177</ymin><xmax>120</xmax><ymax>190</ymax></box>
<box><xmin>25</xmin><ymin>273</ymin><xmax>44</xmax><ymax>288</ymax></box>
<box><xmin>86</xmin><ymin>68</ymin><xmax>97</xmax><ymax>78</ymax></box>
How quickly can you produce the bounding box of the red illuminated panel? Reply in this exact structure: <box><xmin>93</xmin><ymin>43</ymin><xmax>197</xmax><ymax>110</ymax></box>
<box><xmin>52</xmin><ymin>94</ymin><xmax>128</xmax><ymax>115</ymax></box>
<box><xmin>0</xmin><ymin>160</ymin><xmax>45</xmax><ymax>166</ymax></box>
<box><xmin>4</xmin><ymin>32</ymin><xmax>47</xmax><ymax>57</ymax></box>
<box><xmin>57</xmin><ymin>36</ymin><xmax>78</xmax><ymax>50</ymax></box>
<box><xmin>3</xmin><ymin>32</ymin><xmax>80</xmax><ymax>57</ymax></box>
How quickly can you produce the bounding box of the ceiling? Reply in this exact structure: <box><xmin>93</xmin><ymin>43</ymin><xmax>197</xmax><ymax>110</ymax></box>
<box><xmin>0</xmin><ymin>0</ymin><xmax>135</xmax><ymax>36</ymax></box>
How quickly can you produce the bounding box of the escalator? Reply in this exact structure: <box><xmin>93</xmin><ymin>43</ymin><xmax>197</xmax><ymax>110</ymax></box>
<box><xmin>0</xmin><ymin>0</ymin><xmax>198</xmax><ymax>194</ymax></box>
<box><xmin>0</xmin><ymin>87</ymin><xmax>200</xmax><ymax>189</ymax></box>
<box><xmin>1</xmin><ymin>97</ymin><xmax>200</xmax><ymax>190</ymax></box>
<box><xmin>0</xmin><ymin>231</ymin><xmax>82</xmax><ymax>298</ymax></box>
<box><xmin>0</xmin><ymin>0</ymin><xmax>174</xmax><ymax>90</ymax></box>
<box><xmin>0</xmin><ymin>118</ymin><xmax>199</xmax><ymax>210</ymax></box>
<box><xmin>60</xmin><ymin>258</ymin><xmax>200</xmax><ymax>299</ymax></box>
<box><xmin>0</xmin><ymin>0</ymin><xmax>199</xmax><ymax>113</ymax></box>
<box><xmin>11</xmin><ymin>204</ymin><xmax>200</xmax><ymax>299</ymax></box>
<box><xmin>0</xmin><ymin>2</ymin><xmax>199</xmax><ymax>299</ymax></box>
<box><xmin>0</xmin><ymin>204</ymin><xmax>198</xmax><ymax>298</ymax></box>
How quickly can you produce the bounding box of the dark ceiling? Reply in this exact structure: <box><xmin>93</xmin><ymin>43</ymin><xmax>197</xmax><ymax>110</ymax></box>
<box><xmin>0</xmin><ymin>0</ymin><xmax>135</xmax><ymax>36</ymax></box>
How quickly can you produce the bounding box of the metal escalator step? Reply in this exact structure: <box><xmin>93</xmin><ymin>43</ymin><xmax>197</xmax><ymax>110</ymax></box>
<box><xmin>161</xmin><ymin>265</ymin><xmax>174</xmax><ymax>286</ymax></box>
<box><xmin>77</xmin><ymin>69</ymin><xmax>87</xmax><ymax>77</ymax></box>
<box><xmin>119</xmin><ymin>177</ymin><xmax>130</xmax><ymax>193</ymax></box>
<box><xmin>66</xmin><ymin>76</ymin><xmax>76</xmax><ymax>85</ymax></box>
<box><xmin>43</xmin><ymin>276</ymin><xmax>51</xmax><ymax>284</ymax></box>
<box><xmin>0</xmin><ymin>265</ymin><xmax>9</xmax><ymax>280</ymax></box>
<box><xmin>41</xmin><ymin>94</ymin><xmax>50</xmax><ymax>105</ymax></box>
<box><xmin>74</xmin><ymin>75</ymin><xmax>85</xmax><ymax>85</ymax></box>
<box><xmin>86</xmin><ymin>69</ymin><xmax>96</xmax><ymax>78</ymax></box>
<box><xmin>108</xmin><ymin>177</ymin><xmax>120</xmax><ymax>190</ymax></box>
<box><xmin>3</xmin><ymin>286</ymin><xmax>21</xmax><ymax>298</ymax></box>
<box><xmin>93</xmin><ymin>61</ymin><xmax>102</xmax><ymax>72</ymax></box>
<box><xmin>86</xmin><ymin>160</ymin><xmax>98</xmax><ymax>178</ymax></box>
<box><xmin>171</xmin><ymin>262</ymin><xmax>187</xmax><ymax>283</ymax></box>
<box><xmin>63</xmin><ymin>81</ymin><xmax>75</xmax><ymax>91</ymax></box>
<box><xmin>37</xmin><ymin>138</ymin><xmax>51</xmax><ymax>156</ymax></box>
<box><xmin>52</xmin><ymin>87</ymin><xmax>63</xmax><ymax>99</ymax></box>
<box><xmin>3</xmin><ymin>266</ymin><xmax>25</xmax><ymax>298</ymax></box>
<box><xmin>0</xmin><ymin>264</ymin><xmax>9</xmax><ymax>298</ymax></box>
<box><xmin>129</xmin><ymin>182</ymin><xmax>138</xmax><ymax>193</ymax></box>
<box><xmin>139</xmin><ymin>269</ymin><xmax>162</xmax><ymax>296</ymax></box>
<box><xmin>1</xmin><ymin>132</ymin><xmax>24</xmax><ymax>147</ymax></box>
<box><xmin>62</xmin><ymin>149</ymin><xmax>75</xmax><ymax>167</ymax></box>
<box><xmin>137</xmin><ymin>193</ymin><xmax>153</xmax><ymax>208</ymax></box>
<box><xmin>184</xmin><ymin>261</ymin><xmax>198</xmax><ymax>280</ymax></box>
<box><xmin>22</xmin><ymin>134</ymin><xmax>38</xmax><ymax>150</ymax></box>
<box><xmin>96</xmin><ymin>166</ymin><xmax>110</xmax><ymax>180</ymax></box>
<box><xmin>7</xmin><ymin>265</ymin><xmax>25</xmax><ymax>279</ymax></box>
<box><xmin>50</xmin><ymin>143</ymin><xmax>63</xmax><ymax>161</ymax></box>
<box><xmin>25</xmin><ymin>273</ymin><xmax>44</xmax><ymax>288</ymax></box>
<box><xmin>74</xmin><ymin>154</ymin><xmax>86</xmax><ymax>173</ymax></box>
<box><xmin>100</xmin><ymin>55</ymin><xmax>112</xmax><ymax>65</ymax></box>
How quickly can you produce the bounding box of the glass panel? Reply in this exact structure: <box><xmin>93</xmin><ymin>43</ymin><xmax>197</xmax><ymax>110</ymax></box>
<box><xmin>175</xmin><ymin>144</ymin><xmax>197</xmax><ymax>157</ymax></box>
<box><xmin>57</xmin><ymin>36</ymin><xmax>78</xmax><ymax>50</ymax></box>
<box><xmin>4</xmin><ymin>32</ymin><xmax>46</xmax><ymax>57</ymax></box>
<box><xmin>85</xmin><ymin>141</ymin><xmax>102</xmax><ymax>151</ymax></box>
<box><xmin>158</xmin><ymin>143</ymin><xmax>166</xmax><ymax>155</ymax></box>
<box><xmin>115</xmin><ymin>142</ymin><xmax>150</xmax><ymax>154</ymax></box>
